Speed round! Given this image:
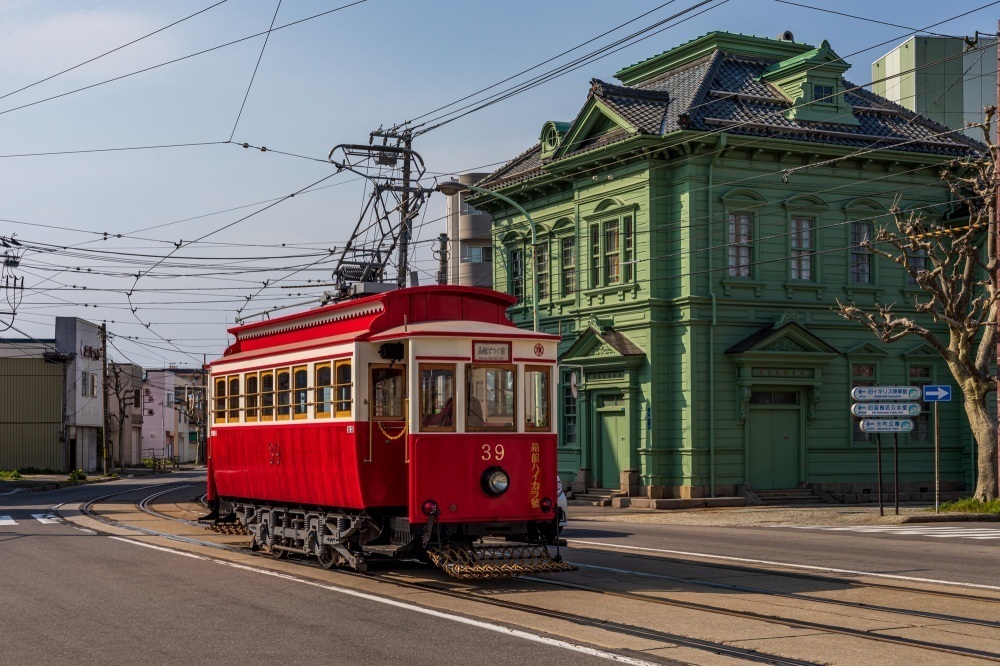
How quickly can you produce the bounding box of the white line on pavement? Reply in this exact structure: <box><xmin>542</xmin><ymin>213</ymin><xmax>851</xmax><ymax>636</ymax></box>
<box><xmin>567</xmin><ymin>539</ymin><xmax>1000</xmax><ymax>592</ymax></box>
<box><xmin>110</xmin><ymin>537</ymin><xmax>660</xmax><ymax>666</ymax></box>
<box><xmin>32</xmin><ymin>513</ymin><xmax>60</xmax><ymax>524</ymax></box>
<box><xmin>0</xmin><ymin>516</ymin><xmax>15</xmax><ymax>526</ymax></box>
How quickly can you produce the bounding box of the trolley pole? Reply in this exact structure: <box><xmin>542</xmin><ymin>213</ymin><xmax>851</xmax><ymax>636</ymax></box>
<box><xmin>100</xmin><ymin>323</ymin><xmax>110</xmax><ymax>475</ymax></box>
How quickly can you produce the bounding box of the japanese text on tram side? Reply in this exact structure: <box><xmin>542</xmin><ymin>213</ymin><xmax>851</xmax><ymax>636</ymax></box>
<box><xmin>530</xmin><ymin>442</ymin><xmax>540</xmax><ymax>509</ymax></box>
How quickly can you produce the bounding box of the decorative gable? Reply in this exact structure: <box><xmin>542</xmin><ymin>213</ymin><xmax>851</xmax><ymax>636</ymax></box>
<box><xmin>726</xmin><ymin>319</ymin><xmax>839</xmax><ymax>359</ymax></box>
<box><xmin>760</xmin><ymin>40</ymin><xmax>858</xmax><ymax>126</ymax></box>
<box><xmin>561</xmin><ymin>324</ymin><xmax>645</xmax><ymax>367</ymax></box>
<box><xmin>553</xmin><ymin>94</ymin><xmax>634</xmax><ymax>161</ymax></box>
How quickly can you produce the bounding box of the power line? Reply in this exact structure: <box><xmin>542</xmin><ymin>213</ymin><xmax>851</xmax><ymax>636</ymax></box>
<box><xmin>228</xmin><ymin>0</ymin><xmax>283</xmax><ymax>142</ymax></box>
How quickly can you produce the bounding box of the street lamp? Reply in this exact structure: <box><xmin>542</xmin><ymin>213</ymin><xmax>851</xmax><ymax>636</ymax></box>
<box><xmin>435</xmin><ymin>181</ymin><xmax>539</xmax><ymax>332</ymax></box>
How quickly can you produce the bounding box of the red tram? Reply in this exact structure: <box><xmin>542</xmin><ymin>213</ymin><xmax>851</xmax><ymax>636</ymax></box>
<box><xmin>204</xmin><ymin>285</ymin><xmax>573</xmax><ymax>578</ymax></box>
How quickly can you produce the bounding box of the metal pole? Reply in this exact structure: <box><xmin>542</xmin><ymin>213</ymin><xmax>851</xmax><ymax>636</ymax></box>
<box><xmin>893</xmin><ymin>431</ymin><xmax>899</xmax><ymax>516</ymax></box>
<box><xmin>934</xmin><ymin>402</ymin><xmax>940</xmax><ymax>514</ymax></box>
<box><xmin>100</xmin><ymin>323</ymin><xmax>110</xmax><ymax>475</ymax></box>
<box><xmin>876</xmin><ymin>433</ymin><xmax>884</xmax><ymax>516</ymax></box>
<box><xmin>398</xmin><ymin>134</ymin><xmax>413</xmax><ymax>287</ymax></box>
<box><xmin>995</xmin><ymin>20</ymin><xmax>1000</xmax><ymax>498</ymax></box>
<box><xmin>438</xmin><ymin>233</ymin><xmax>448</xmax><ymax>285</ymax></box>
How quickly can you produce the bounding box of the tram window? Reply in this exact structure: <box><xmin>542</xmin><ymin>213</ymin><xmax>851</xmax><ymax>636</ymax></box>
<box><xmin>228</xmin><ymin>376</ymin><xmax>240</xmax><ymax>422</ymax></box>
<box><xmin>335</xmin><ymin>360</ymin><xmax>352</xmax><ymax>418</ymax></box>
<box><xmin>371</xmin><ymin>365</ymin><xmax>404</xmax><ymax>420</ymax></box>
<box><xmin>420</xmin><ymin>364</ymin><xmax>455</xmax><ymax>431</ymax></box>
<box><xmin>315</xmin><ymin>363</ymin><xmax>332</xmax><ymax>418</ymax></box>
<box><xmin>293</xmin><ymin>365</ymin><xmax>308</xmax><ymax>419</ymax></box>
<box><xmin>524</xmin><ymin>365</ymin><xmax>551</xmax><ymax>431</ymax></box>
<box><xmin>466</xmin><ymin>364</ymin><xmax>515</xmax><ymax>432</ymax></box>
<box><xmin>214</xmin><ymin>378</ymin><xmax>226</xmax><ymax>423</ymax></box>
<box><xmin>260</xmin><ymin>371</ymin><xmax>275</xmax><ymax>421</ymax></box>
<box><xmin>276</xmin><ymin>368</ymin><xmax>291</xmax><ymax>420</ymax></box>
<box><xmin>245</xmin><ymin>373</ymin><xmax>259</xmax><ymax>422</ymax></box>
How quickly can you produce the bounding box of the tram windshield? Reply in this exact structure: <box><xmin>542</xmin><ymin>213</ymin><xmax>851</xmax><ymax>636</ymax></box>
<box><xmin>466</xmin><ymin>364</ymin><xmax>515</xmax><ymax>431</ymax></box>
<box><xmin>420</xmin><ymin>364</ymin><xmax>455</xmax><ymax>430</ymax></box>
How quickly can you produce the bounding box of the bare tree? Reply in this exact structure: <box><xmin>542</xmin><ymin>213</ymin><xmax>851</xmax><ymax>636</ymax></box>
<box><xmin>105</xmin><ymin>363</ymin><xmax>137</xmax><ymax>471</ymax></box>
<box><xmin>836</xmin><ymin>107</ymin><xmax>999</xmax><ymax>502</ymax></box>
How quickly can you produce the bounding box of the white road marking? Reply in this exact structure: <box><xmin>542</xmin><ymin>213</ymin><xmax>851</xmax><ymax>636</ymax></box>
<box><xmin>791</xmin><ymin>525</ymin><xmax>1000</xmax><ymax>540</ymax></box>
<box><xmin>567</xmin><ymin>539</ymin><xmax>1000</xmax><ymax>592</ymax></box>
<box><xmin>32</xmin><ymin>513</ymin><xmax>61</xmax><ymax>524</ymax></box>
<box><xmin>110</xmin><ymin>537</ymin><xmax>660</xmax><ymax>666</ymax></box>
<box><xmin>0</xmin><ymin>516</ymin><xmax>16</xmax><ymax>526</ymax></box>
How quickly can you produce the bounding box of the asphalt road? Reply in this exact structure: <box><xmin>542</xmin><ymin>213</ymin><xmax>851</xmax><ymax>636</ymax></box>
<box><xmin>563</xmin><ymin>517</ymin><xmax>1000</xmax><ymax>588</ymax></box>
<box><xmin>0</xmin><ymin>477</ymin><xmax>618</xmax><ymax>666</ymax></box>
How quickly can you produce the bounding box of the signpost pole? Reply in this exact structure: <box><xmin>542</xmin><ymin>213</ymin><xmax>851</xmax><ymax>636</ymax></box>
<box><xmin>893</xmin><ymin>431</ymin><xmax>900</xmax><ymax>516</ymax></box>
<box><xmin>934</xmin><ymin>402</ymin><xmax>940</xmax><ymax>514</ymax></box>
<box><xmin>876</xmin><ymin>433</ymin><xmax>884</xmax><ymax>517</ymax></box>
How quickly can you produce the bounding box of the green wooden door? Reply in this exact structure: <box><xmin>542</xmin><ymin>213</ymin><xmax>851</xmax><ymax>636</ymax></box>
<box><xmin>598</xmin><ymin>395</ymin><xmax>627</xmax><ymax>489</ymax></box>
<box><xmin>749</xmin><ymin>408</ymin><xmax>800</xmax><ymax>490</ymax></box>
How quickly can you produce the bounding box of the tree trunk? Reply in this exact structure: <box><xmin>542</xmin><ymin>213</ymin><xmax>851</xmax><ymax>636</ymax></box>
<box><xmin>963</xmin><ymin>388</ymin><xmax>999</xmax><ymax>502</ymax></box>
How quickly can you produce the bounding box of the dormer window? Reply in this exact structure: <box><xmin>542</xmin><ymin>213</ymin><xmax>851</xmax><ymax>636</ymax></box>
<box><xmin>760</xmin><ymin>40</ymin><xmax>859</xmax><ymax>126</ymax></box>
<box><xmin>813</xmin><ymin>84</ymin><xmax>834</xmax><ymax>103</ymax></box>
<box><xmin>539</xmin><ymin>120</ymin><xmax>572</xmax><ymax>160</ymax></box>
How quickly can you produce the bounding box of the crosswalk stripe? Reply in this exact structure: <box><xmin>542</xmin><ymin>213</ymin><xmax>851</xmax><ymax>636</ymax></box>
<box><xmin>791</xmin><ymin>524</ymin><xmax>1000</xmax><ymax>540</ymax></box>
<box><xmin>0</xmin><ymin>516</ymin><xmax>15</xmax><ymax>526</ymax></box>
<box><xmin>32</xmin><ymin>513</ymin><xmax>60</xmax><ymax>524</ymax></box>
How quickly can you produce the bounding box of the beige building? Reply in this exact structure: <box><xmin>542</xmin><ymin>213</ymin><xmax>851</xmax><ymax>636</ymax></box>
<box><xmin>445</xmin><ymin>172</ymin><xmax>493</xmax><ymax>288</ymax></box>
<box><xmin>143</xmin><ymin>369</ymin><xmax>194</xmax><ymax>462</ymax></box>
<box><xmin>108</xmin><ymin>363</ymin><xmax>144</xmax><ymax>466</ymax></box>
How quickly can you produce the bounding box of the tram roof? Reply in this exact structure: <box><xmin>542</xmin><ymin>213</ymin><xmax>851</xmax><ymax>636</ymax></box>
<box><xmin>368</xmin><ymin>320</ymin><xmax>559</xmax><ymax>342</ymax></box>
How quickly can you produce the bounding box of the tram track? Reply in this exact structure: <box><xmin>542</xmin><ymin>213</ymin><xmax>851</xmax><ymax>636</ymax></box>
<box><xmin>567</xmin><ymin>540</ymin><xmax>1000</xmax><ymax>605</ymax></box>
<box><xmin>79</xmin><ymin>483</ymin><xmax>1000</xmax><ymax>666</ymax></box>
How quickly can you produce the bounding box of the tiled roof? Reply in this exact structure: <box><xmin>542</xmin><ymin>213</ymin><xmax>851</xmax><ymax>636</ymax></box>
<box><xmin>477</xmin><ymin>45</ymin><xmax>983</xmax><ymax>190</ymax></box>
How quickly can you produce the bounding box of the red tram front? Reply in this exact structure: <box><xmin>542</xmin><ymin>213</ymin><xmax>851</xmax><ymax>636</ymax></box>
<box><xmin>205</xmin><ymin>286</ymin><xmax>572</xmax><ymax>578</ymax></box>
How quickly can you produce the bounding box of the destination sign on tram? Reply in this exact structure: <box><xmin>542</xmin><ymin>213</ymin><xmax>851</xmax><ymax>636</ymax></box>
<box><xmin>850</xmin><ymin>386</ymin><xmax>921</xmax><ymax>401</ymax></box>
<box><xmin>859</xmin><ymin>419</ymin><xmax>914</xmax><ymax>433</ymax></box>
<box><xmin>851</xmin><ymin>403</ymin><xmax>922</xmax><ymax>417</ymax></box>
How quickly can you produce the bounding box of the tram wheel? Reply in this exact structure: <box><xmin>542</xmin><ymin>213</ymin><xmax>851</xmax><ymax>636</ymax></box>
<box><xmin>270</xmin><ymin>543</ymin><xmax>288</xmax><ymax>560</ymax></box>
<box><xmin>316</xmin><ymin>546</ymin><xmax>337</xmax><ymax>570</ymax></box>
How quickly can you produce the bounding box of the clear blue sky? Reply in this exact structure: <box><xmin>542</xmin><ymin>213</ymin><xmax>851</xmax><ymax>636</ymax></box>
<box><xmin>0</xmin><ymin>0</ymin><xmax>995</xmax><ymax>366</ymax></box>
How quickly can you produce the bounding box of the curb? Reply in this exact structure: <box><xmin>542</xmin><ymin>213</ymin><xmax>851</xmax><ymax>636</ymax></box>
<box><xmin>0</xmin><ymin>476</ymin><xmax>123</xmax><ymax>496</ymax></box>
<box><xmin>902</xmin><ymin>513</ymin><xmax>1000</xmax><ymax>523</ymax></box>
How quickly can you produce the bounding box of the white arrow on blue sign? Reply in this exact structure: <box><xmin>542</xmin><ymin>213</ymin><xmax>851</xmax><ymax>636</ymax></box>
<box><xmin>922</xmin><ymin>385</ymin><xmax>952</xmax><ymax>402</ymax></box>
<box><xmin>851</xmin><ymin>403</ymin><xmax>922</xmax><ymax>417</ymax></box>
<box><xmin>851</xmin><ymin>386</ymin><xmax>922</xmax><ymax>401</ymax></box>
<box><xmin>860</xmin><ymin>419</ymin><xmax>914</xmax><ymax>433</ymax></box>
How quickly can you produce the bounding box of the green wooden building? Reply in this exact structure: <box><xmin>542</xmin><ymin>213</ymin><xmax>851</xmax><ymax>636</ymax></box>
<box><xmin>470</xmin><ymin>32</ymin><xmax>984</xmax><ymax>500</ymax></box>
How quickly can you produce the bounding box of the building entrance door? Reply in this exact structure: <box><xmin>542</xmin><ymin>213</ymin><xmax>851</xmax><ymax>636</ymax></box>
<box><xmin>597</xmin><ymin>394</ymin><xmax>627</xmax><ymax>489</ymax></box>
<box><xmin>749</xmin><ymin>398</ymin><xmax>800</xmax><ymax>490</ymax></box>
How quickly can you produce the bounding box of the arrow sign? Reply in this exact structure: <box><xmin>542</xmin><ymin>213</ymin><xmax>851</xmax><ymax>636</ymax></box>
<box><xmin>851</xmin><ymin>386</ymin><xmax>921</xmax><ymax>401</ymax></box>
<box><xmin>860</xmin><ymin>419</ymin><xmax>914</xmax><ymax>433</ymax></box>
<box><xmin>851</xmin><ymin>403</ymin><xmax>922</xmax><ymax>417</ymax></box>
<box><xmin>922</xmin><ymin>385</ymin><xmax>952</xmax><ymax>402</ymax></box>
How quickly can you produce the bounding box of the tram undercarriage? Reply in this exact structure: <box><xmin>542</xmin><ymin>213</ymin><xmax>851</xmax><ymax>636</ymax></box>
<box><xmin>205</xmin><ymin>502</ymin><xmax>574</xmax><ymax>579</ymax></box>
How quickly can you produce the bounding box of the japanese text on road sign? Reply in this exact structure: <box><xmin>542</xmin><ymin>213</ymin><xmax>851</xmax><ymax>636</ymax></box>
<box><xmin>851</xmin><ymin>403</ymin><xmax>921</xmax><ymax>417</ymax></box>
<box><xmin>850</xmin><ymin>386</ymin><xmax>921</xmax><ymax>401</ymax></box>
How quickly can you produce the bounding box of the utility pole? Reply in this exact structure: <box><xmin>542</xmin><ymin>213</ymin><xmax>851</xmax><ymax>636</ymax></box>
<box><xmin>995</xmin><ymin>19</ymin><xmax>1000</xmax><ymax>493</ymax></box>
<box><xmin>437</xmin><ymin>233</ymin><xmax>448</xmax><ymax>285</ymax></box>
<box><xmin>398</xmin><ymin>132</ymin><xmax>413</xmax><ymax>287</ymax></box>
<box><xmin>100</xmin><ymin>323</ymin><xmax>110</xmax><ymax>475</ymax></box>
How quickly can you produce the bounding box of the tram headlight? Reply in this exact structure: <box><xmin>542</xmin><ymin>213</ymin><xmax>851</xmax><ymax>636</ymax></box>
<box><xmin>481</xmin><ymin>467</ymin><xmax>510</xmax><ymax>497</ymax></box>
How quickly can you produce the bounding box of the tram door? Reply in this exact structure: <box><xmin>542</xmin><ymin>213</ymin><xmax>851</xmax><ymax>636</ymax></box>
<box><xmin>369</xmin><ymin>363</ymin><xmax>407</xmax><ymax>435</ymax></box>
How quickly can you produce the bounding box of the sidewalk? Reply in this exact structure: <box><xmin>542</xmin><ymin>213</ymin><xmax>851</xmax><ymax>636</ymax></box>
<box><xmin>0</xmin><ymin>466</ymin><xmax>175</xmax><ymax>496</ymax></box>
<box><xmin>567</xmin><ymin>503</ymin><xmax>1000</xmax><ymax>527</ymax></box>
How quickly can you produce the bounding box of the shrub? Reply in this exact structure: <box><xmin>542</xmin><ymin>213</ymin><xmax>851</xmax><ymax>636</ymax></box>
<box><xmin>68</xmin><ymin>469</ymin><xmax>87</xmax><ymax>482</ymax></box>
<box><xmin>0</xmin><ymin>470</ymin><xmax>21</xmax><ymax>480</ymax></box>
<box><xmin>938</xmin><ymin>498</ymin><xmax>1000</xmax><ymax>514</ymax></box>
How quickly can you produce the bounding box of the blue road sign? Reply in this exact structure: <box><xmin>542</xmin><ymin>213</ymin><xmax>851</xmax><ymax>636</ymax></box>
<box><xmin>922</xmin><ymin>385</ymin><xmax>952</xmax><ymax>402</ymax></box>
<box><xmin>860</xmin><ymin>419</ymin><xmax>914</xmax><ymax>433</ymax></box>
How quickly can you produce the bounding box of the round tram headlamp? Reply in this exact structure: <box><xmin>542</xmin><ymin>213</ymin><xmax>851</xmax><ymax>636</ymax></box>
<box><xmin>421</xmin><ymin>499</ymin><xmax>439</xmax><ymax>516</ymax></box>
<box><xmin>540</xmin><ymin>497</ymin><xmax>553</xmax><ymax>513</ymax></box>
<box><xmin>481</xmin><ymin>466</ymin><xmax>510</xmax><ymax>497</ymax></box>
